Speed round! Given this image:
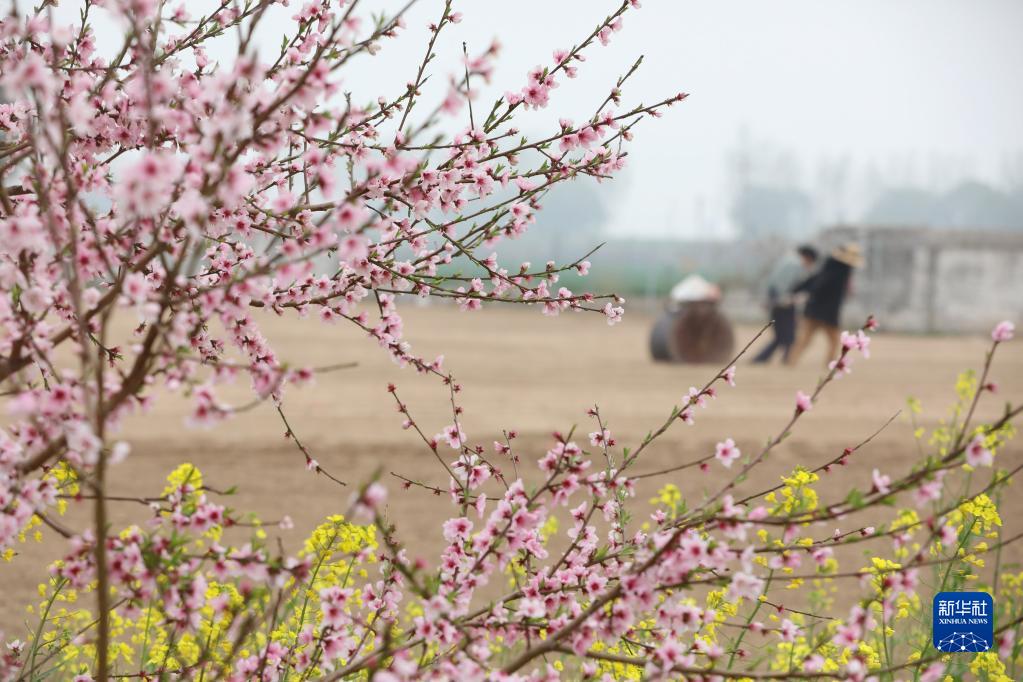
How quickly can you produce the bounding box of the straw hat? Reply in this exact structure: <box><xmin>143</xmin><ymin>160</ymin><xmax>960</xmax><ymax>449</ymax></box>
<box><xmin>669</xmin><ymin>274</ymin><xmax>721</xmax><ymax>303</ymax></box>
<box><xmin>832</xmin><ymin>242</ymin><xmax>864</xmax><ymax>268</ymax></box>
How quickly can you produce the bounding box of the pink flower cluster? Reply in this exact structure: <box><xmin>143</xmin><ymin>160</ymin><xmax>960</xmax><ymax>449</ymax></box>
<box><xmin>0</xmin><ymin>0</ymin><xmax>687</xmax><ymax>561</ymax></box>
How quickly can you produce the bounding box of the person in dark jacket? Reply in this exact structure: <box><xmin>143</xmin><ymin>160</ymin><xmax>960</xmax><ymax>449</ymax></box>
<box><xmin>786</xmin><ymin>243</ymin><xmax>864</xmax><ymax>366</ymax></box>
<box><xmin>752</xmin><ymin>245</ymin><xmax>818</xmax><ymax>364</ymax></box>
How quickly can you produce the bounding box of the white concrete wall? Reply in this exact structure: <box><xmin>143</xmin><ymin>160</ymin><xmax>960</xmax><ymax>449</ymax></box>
<box><xmin>824</xmin><ymin>226</ymin><xmax>1023</xmax><ymax>333</ymax></box>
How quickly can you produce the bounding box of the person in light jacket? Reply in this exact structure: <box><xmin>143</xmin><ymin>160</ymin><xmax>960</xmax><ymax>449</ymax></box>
<box><xmin>752</xmin><ymin>245</ymin><xmax>819</xmax><ymax>364</ymax></box>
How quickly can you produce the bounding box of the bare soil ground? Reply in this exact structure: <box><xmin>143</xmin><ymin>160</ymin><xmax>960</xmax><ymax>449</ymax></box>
<box><xmin>2</xmin><ymin>305</ymin><xmax>1022</xmax><ymax>631</ymax></box>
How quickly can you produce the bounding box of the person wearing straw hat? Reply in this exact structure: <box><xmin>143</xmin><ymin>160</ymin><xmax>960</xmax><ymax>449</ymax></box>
<box><xmin>785</xmin><ymin>242</ymin><xmax>864</xmax><ymax>366</ymax></box>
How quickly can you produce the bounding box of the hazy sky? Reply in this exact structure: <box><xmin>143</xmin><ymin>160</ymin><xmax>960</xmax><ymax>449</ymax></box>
<box><xmin>438</xmin><ymin>1</ymin><xmax>1023</xmax><ymax>238</ymax></box>
<box><xmin>43</xmin><ymin>0</ymin><xmax>1023</xmax><ymax>238</ymax></box>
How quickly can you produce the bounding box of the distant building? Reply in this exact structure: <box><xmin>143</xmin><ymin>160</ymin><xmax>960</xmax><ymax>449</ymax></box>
<box><xmin>820</xmin><ymin>225</ymin><xmax>1023</xmax><ymax>333</ymax></box>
